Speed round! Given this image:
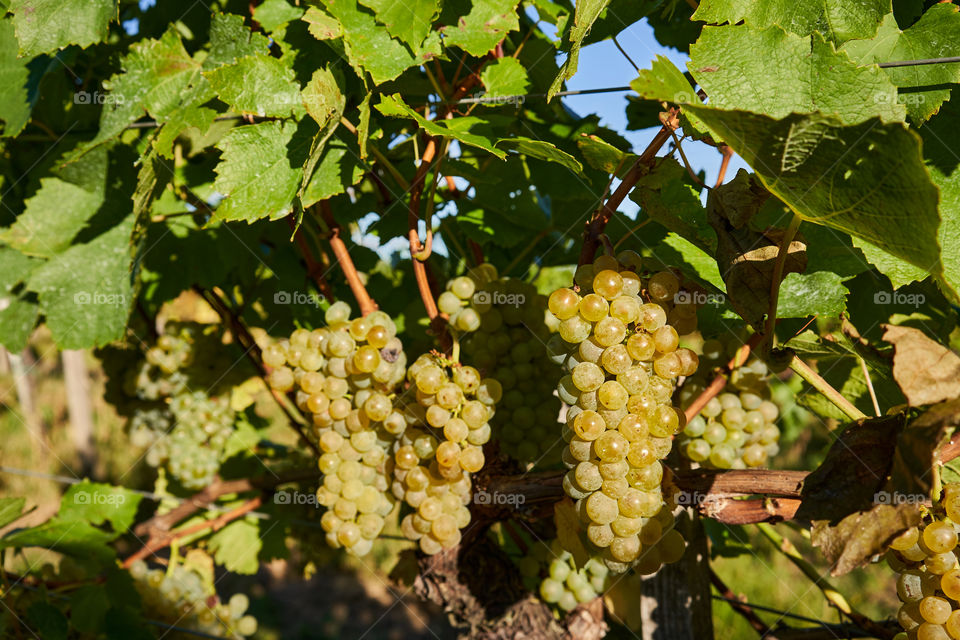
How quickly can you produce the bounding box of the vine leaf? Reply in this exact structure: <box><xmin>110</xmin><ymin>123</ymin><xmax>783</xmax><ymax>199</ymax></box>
<box><xmin>208</xmin><ymin>519</ymin><xmax>263</xmax><ymax>575</ymax></box>
<box><xmin>0</xmin><ymin>482</ymin><xmax>141</xmax><ymax>565</ymax></box>
<box><xmin>890</xmin><ymin>398</ymin><xmax>960</xmax><ymax>497</ymax></box>
<box><xmin>883</xmin><ymin>325</ymin><xmax>960</xmax><ymax>406</ymax></box>
<box><xmin>25</xmin><ymin>214</ymin><xmax>137</xmax><ymax>349</ymax></box>
<box><xmin>317</xmin><ymin>0</ymin><xmax>424</xmax><ymax>85</ymax></box>
<box><xmin>299</xmin><ymin>67</ymin><xmax>348</xmax><ymax>206</ymax></box>
<box><xmin>629</xmin><ymin>157</ymin><xmax>714</xmax><ymax>253</ymax></box>
<box><xmin>916</xmin><ymin>97</ymin><xmax>960</xmax><ymax>303</ymax></box>
<box><xmin>442</xmin><ymin>0</ymin><xmax>520</xmax><ymax>57</ymax></box>
<box><xmin>0</xmin><ymin>19</ymin><xmax>33</xmax><ymax>137</ymax></box>
<box><xmin>376</xmin><ymin>94</ymin><xmax>507</xmax><ymax>158</ymax></box>
<box><xmin>80</xmin><ymin>29</ymin><xmax>207</xmax><ymax>153</ymax></box>
<box><xmin>841</xmin><ymin>4</ymin><xmax>960</xmax><ymax>124</ymax></box>
<box><xmin>812</xmin><ymin>504</ymin><xmax>921</xmax><ymax>576</ymax></box>
<box><xmin>212</xmin><ymin>121</ymin><xmax>310</xmax><ymax>222</ymax></box>
<box><xmin>480</xmin><ymin>57</ymin><xmax>530</xmax><ymax>100</ymax></box>
<box><xmin>358</xmin><ymin>0</ymin><xmax>439</xmax><ymax>53</ymax></box>
<box><xmin>0</xmin><ymin>146</ymin><xmax>109</xmax><ymax>257</ymax></box>
<box><xmin>554</xmin><ymin>498</ymin><xmax>589</xmax><ymax>570</ymax></box>
<box><xmin>688</xmin><ymin>25</ymin><xmax>905</xmax><ymax>124</ymax></box>
<box><xmin>776</xmin><ymin>271</ymin><xmax>848</xmax><ymax>319</ymax></box>
<box><xmin>204</xmin><ymin>54</ymin><xmax>303</xmax><ymax>118</ymax></box>
<box><xmin>794</xmin><ymin>414</ymin><xmax>921</xmax><ymax>576</ymax></box>
<box><xmin>547</xmin><ymin>0</ymin><xmax>610</xmax><ymax>99</ymax></box>
<box><xmin>684</xmin><ymin>106</ymin><xmax>943</xmax><ymax>286</ymax></box>
<box><xmin>204</xmin><ymin>13</ymin><xmax>272</xmax><ymax>70</ymax></box>
<box><xmin>796</xmin><ymin>415</ymin><xmax>904</xmax><ymax>524</ymax></box>
<box><xmin>577</xmin><ymin>135</ymin><xmax>636</xmax><ymax>176</ymax></box>
<box><xmin>707</xmin><ymin>172</ymin><xmax>807</xmax><ymax>326</ymax></box>
<box><xmin>692</xmin><ymin>0</ymin><xmax>888</xmax><ymax>45</ymax></box>
<box><xmin>496</xmin><ymin>138</ymin><xmax>584</xmax><ymax>178</ymax></box>
<box><xmin>252</xmin><ymin>0</ymin><xmax>304</xmax><ymax>32</ymax></box>
<box><xmin>10</xmin><ymin>0</ymin><xmax>116</xmax><ymax>56</ymax></box>
<box><xmin>302</xmin><ymin>6</ymin><xmax>343</xmax><ymax>40</ymax></box>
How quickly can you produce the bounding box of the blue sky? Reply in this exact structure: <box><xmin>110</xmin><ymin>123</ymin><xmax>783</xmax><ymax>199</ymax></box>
<box><xmin>562</xmin><ymin>19</ymin><xmax>750</xmax><ymax>193</ymax></box>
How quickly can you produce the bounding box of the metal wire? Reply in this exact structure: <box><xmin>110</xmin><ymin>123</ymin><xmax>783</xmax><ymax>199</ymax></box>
<box><xmin>878</xmin><ymin>55</ymin><xmax>960</xmax><ymax>68</ymax></box>
<box><xmin>0</xmin><ymin>465</ymin><xmax>327</xmax><ymax>529</ymax></box>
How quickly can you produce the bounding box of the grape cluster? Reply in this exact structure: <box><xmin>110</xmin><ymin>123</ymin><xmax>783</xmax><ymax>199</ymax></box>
<box><xmin>889</xmin><ymin>486</ymin><xmax>960</xmax><ymax>640</ymax></box>
<box><xmin>137</xmin><ymin>391</ymin><xmax>236</xmax><ymax>489</ymax></box>
<box><xmin>439</xmin><ymin>263</ymin><xmax>563</xmax><ymax>464</ymax></box>
<box><xmin>129</xmin><ymin>560</ymin><xmax>257</xmax><ymax>638</ymax></box>
<box><xmin>546</xmin><ymin>252</ymin><xmax>698</xmax><ymax>572</ymax></box>
<box><xmin>677</xmin><ymin>338</ymin><xmax>781</xmax><ymax>469</ymax></box>
<box><xmin>393</xmin><ymin>354</ymin><xmax>499</xmax><ymax>554</ymax></box>
<box><xmin>515</xmin><ymin>540</ymin><xmax>610</xmax><ymax>612</ymax></box>
<box><xmin>121</xmin><ymin>323</ymin><xmax>240</xmax><ymax>489</ymax></box>
<box><xmin>264</xmin><ymin>301</ymin><xmax>408</xmax><ymax>557</ymax></box>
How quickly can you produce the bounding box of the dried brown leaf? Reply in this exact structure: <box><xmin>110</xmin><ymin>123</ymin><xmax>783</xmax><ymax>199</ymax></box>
<box><xmin>883</xmin><ymin>324</ymin><xmax>960</xmax><ymax>406</ymax></box>
<box><xmin>812</xmin><ymin>503</ymin><xmax>922</xmax><ymax>576</ymax></box>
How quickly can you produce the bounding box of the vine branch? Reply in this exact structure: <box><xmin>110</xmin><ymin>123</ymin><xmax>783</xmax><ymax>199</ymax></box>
<box><xmin>318</xmin><ymin>201</ymin><xmax>379</xmax><ymax>316</ymax></box>
<box><xmin>578</xmin><ymin>108</ymin><xmax>679</xmax><ymax>265</ymax></box>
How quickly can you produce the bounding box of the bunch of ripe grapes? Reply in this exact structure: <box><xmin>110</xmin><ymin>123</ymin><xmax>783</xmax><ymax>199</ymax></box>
<box><xmin>264</xmin><ymin>301</ymin><xmax>407</xmax><ymax>556</ymax></box>
<box><xmin>439</xmin><ymin>263</ymin><xmax>563</xmax><ymax>464</ymax></box>
<box><xmin>120</xmin><ymin>322</ymin><xmax>241</xmax><ymax>489</ymax></box>
<box><xmin>514</xmin><ymin>539</ymin><xmax>611</xmax><ymax>612</ymax></box>
<box><xmin>546</xmin><ymin>251</ymin><xmax>698</xmax><ymax>572</ymax></box>
<box><xmin>392</xmin><ymin>353</ymin><xmax>499</xmax><ymax>554</ymax></box>
<box><xmin>677</xmin><ymin>338</ymin><xmax>781</xmax><ymax>469</ymax></box>
<box><xmin>129</xmin><ymin>559</ymin><xmax>257</xmax><ymax>638</ymax></box>
<box><xmin>889</xmin><ymin>485</ymin><xmax>960</xmax><ymax>640</ymax></box>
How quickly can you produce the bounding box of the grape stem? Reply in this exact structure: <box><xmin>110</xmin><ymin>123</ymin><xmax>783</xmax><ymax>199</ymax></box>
<box><xmin>124</xmin><ymin>496</ymin><xmax>264</xmax><ymax>568</ymax></box>
<box><xmin>127</xmin><ymin>469</ymin><xmax>322</xmax><ymax>567</ymax></box>
<box><xmin>755</xmin><ymin>523</ymin><xmax>895</xmax><ymax>639</ymax></box>
<box><xmin>318</xmin><ymin>201</ymin><xmax>379</xmax><ymax>317</ymax></box>
<box><xmin>194</xmin><ymin>286</ymin><xmax>321</xmax><ymax>456</ymax></box>
<box><xmin>715</xmin><ymin>145</ymin><xmax>733</xmax><ymax>187</ymax></box>
<box><xmin>762</xmin><ymin>212</ymin><xmax>802</xmax><ymax>350</ymax></box>
<box><xmin>578</xmin><ymin>108</ymin><xmax>679</xmax><ymax>266</ymax></box>
<box><xmin>787</xmin><ymin>354</ymin><xmax>867</xmax><ymax>421</ymax></box>
<box><xmin>287</xmin><ymin>216</ymin><xmax>335</xmax><ymax>303</ymax></box>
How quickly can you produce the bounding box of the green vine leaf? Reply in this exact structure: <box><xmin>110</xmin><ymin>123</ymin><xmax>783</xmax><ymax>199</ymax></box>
<box><xmin>692</xmin><ymin>0</ymin><xmax>889</xmax><ymax>45</ymax></box>
<box><xmin>26</xmin><ymin>214</ymin><xmax>137</xmax><ymax>348</ymax></box>
<box><xmin>841</xmin><ymin>4</ymin><xmax>960</xmax><ymax>124</ymax></box>
<box><xmin>205</xmin><ymin>55</ymin><xmax>303</xmax><ymax>118</ymax></box>
<box><xmin>208</xmin><ymin>519</ymin><xmax>263</xmax><ymax>574</ymax></box>
<box><xmin>442</xmin><ymin>0</ymin><xmax>520</xmax><ymax>57</ymax></box>
<box><xmin>547</xmin><ymin>0</ymin><xmax>608</xmax><ymax>99</ymax></box>
<box><xmin>318</xmin><ymin>0</ymin><xmax>423</xmax><ymax>85</ymax></box>
<box><xmin>359</xmin><ymin>0</ymin><xmax>439</xmax><ymax>53</ymax></box>
<box><xmin>204</xmin><ymin>12</ymin><xmax>272</xmax><ymax>70</ymax></box>
<box><xmin>0</xmin><ymin>19</ymin><xmax>33</xmax><ymax>137</ymax></box>
<box><xmin>688</xmin><ymin>25</ymin><xmax>906</xmax><ymax>124</ymax></box>
<box><xmin>212</xmin><ymin>121</ymin><xmax>310</xmax><ymax>222</ymax></box>
<box><xmin>376</xmin><ymin>94</ymin><xmax>507</xmax><ymax>158</ymax></box>
<box><xmin>10</xmin><ymin>0</ymin><xmax>117</xmax><ymax>56</ymax></box>
<box><xmin>252</xmin><ymin>0</ymin><xmax>305</xmax><ymax>32</ymax></box>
